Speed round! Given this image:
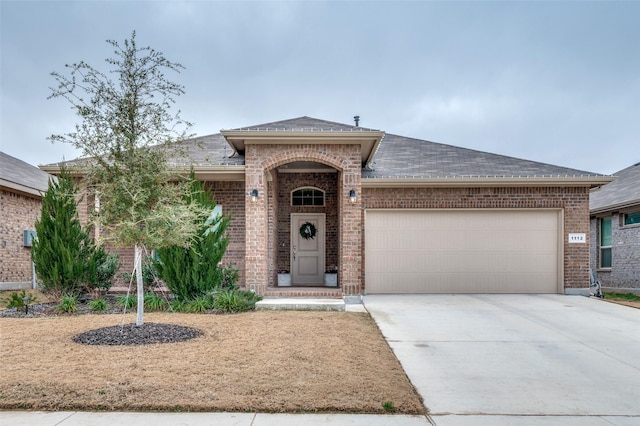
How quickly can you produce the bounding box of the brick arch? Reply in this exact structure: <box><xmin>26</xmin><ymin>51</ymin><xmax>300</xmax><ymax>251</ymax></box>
<box><xmin>261</xmin><ymin>150</ymin><xmax>345</xmax><ymax>173</ymax></box>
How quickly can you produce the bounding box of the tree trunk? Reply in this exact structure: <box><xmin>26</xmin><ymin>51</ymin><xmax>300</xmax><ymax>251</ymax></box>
<box><xmin>135</xmin><ymin>244</ymin><xmax>144</xmax><ymax>326</ymax></box>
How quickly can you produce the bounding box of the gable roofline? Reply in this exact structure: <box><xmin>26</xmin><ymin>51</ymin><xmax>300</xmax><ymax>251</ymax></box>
<box><xmin>220</xmin><ymin>116</ymin><xmax>384</xmax><ymax>168</ymax></box>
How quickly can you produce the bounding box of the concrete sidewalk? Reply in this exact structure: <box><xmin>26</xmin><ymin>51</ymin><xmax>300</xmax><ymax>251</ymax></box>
<box><xmin>0</xmin><ymin>411</ymin><xmax>433</xmax><ymax>425</ymax></box>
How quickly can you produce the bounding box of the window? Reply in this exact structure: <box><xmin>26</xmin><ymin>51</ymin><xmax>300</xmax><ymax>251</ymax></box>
<box><xmin>291</xmin><ymin>188</ymin><xmax>325</xmax><ymax>206</ymax></box>
<box><xmin>600</xmin><ymin>217</ymin><xmax>612</xmax><ymax>268</ymax></box>
<box><xmin>624</xmin><ymin>211</ymin><xmax>640</xmax><ymax>226</ymax></box>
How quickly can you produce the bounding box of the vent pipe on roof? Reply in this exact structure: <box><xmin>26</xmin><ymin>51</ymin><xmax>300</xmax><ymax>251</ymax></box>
<box><xmin>354</xmin><ymin>115</ymin><xmax>360</xmax><ymax>127</ymax></box>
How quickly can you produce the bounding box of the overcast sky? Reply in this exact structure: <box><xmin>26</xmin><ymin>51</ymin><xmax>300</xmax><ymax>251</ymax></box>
<box><xmin>1</xmin><ymin>1</ymin><xmax>638</xmax><ymax>175</ymax></box>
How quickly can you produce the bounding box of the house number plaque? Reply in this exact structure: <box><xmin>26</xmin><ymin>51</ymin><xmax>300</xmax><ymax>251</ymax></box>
<box><xmin>568</xmin><ymin>233</ymin><xmax>586</xmax><ymax>243</ymax></box>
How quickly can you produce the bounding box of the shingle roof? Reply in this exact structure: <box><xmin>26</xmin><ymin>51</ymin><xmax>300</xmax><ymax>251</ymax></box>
<box><xmin>42</xmin><ymin>116</ymin><xmax>607</xmax><ymax>182</ymax></box>
<box><xmin>363</xmin><ymin>132</ymin><xmax>599</xmax><ymax>179</ymax></box>
<box><xmin>228</xmin><ymin>116</ymin><xmax>379</xmax><ymax>132</ymax></box>
<box><xmin>173</xmin><ymin>133</ymin><xmax>244</xmax><ymax>166</ymax></box>
<box><xmin>0</xmin><ymin>151</ymin><xmax>53</xmax><ymax>196</ymax></box>
<box><xmin>590</xmin><ymin>162</ymin><xmax>640</xmax><ymax>212</ymax></box>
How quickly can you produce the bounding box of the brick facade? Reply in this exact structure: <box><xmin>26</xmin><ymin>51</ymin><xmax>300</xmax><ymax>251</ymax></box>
<box><xmin>108</xmin><ymin>181</ymin><xmax>247</xmax><ymax>289</ymax></box>
<box><xmin>244</xmin><ymin>144</ymin><xmax>361</xmax><ymax>295</ymax></box>
<box><xmin>275</xmin><ymin>172</ymin><xmax>339</xmax><ymax>278</ymax></box>
<box><xmin>0</xmin><ymin>189</ymin><xmax>40</xmax><ymax>286</ymax></box>
<box><xmin>72</xmin><ymin>174</ymin><xmax>592</xmax><ymax>295</ymax></box>
<box><xmin>362</xmin><ymin>186</ymin><xmax>591</xmax><ymax>290</ymax></box>
<box><xmin>590</xmin><ymin>214</ymin><xmax>640</xmax><ymax>289</ymax></box>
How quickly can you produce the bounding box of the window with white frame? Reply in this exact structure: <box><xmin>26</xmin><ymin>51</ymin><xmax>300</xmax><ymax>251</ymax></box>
<box><xmin>600</xmin><ymin>216</ymin><xmax>612</xmax><ymax>269</ymax></box>
<box><xmin>291</xmin><ymin>187</ymin><xmax>325</xmax><ymax>206</ymax></box>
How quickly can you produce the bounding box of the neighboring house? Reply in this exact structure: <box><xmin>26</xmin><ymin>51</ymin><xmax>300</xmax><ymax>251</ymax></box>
<box><xmin>0</xmin><ymin>152</ymin><xmax>54</xmax><ymax>290</ymax></box>
<box><xmin>590</xmin><ymin>162</ymin><xmax>640</xmax><ymax>290</ymax></box>
<box><xmin>41</xmin><ymin>117</ymin><xmax>613</xmax><ymax>298</ymax></box>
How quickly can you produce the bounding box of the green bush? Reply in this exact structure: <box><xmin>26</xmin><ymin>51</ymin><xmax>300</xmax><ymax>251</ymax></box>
<box><xmin>91</xmin><ymin>253</ymin><xmax>121</xmax><ymax>295</ymax></box>
<box><xmin>220</xmin><ymin>264</ymin><xmax>239</xmax><ymax>290</ymax></box>
<box><xmin>116</xmin><ymin>294</ymin><xmax>137</xmax><ymax>309</ymax></box>
<box><xmin>144</xmin><ymin>292</ymin><xmax>168</xmax><ymax>311</ymax></box>
<box><xmin>88</xmin><ymin>298</ymin><xmax>108</xmax><ymax>311</ymax></box>
<box><xmin>120</xmin><ymin>256</ymin><xmax>158</xmax><ymax>292</ymax></box>
<box><xmin>184</xmin><ymin>295</ymin><xmax>213</xmax><ymax>313</ymax></box>
<box><xmin>212</xmin><ymin>289</ymin><xmax>262</xmax><ymax>313</ymax></box>
<box><xmin>154</xmin><ymin>177</ymin><xmax>233</xmax><ymax>302</ymax></box>
<box><xmin>57</xmin><ymin>295</ymin><xmax>77</xmax><ymax>313</ymax></box>
<box><xmin>169</xmin><ymin>298</ymin><xmax>186</xmax><ymax>312</ymax></box>
<box><xmin>3</xmin><ymin>290</ymin><xmax>38</xmax><ymax>309</ymax></box>
<box><xmin>32</xmin><ymin>169</ymin><xmax>115</xmax><ymax>298</ymax></box>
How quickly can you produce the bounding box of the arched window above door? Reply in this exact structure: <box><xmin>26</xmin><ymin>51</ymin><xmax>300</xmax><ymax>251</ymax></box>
<box><xmin>291</xmin><ymin>187</ymin><xmax>325</xmax><ymax>206</ymax></box>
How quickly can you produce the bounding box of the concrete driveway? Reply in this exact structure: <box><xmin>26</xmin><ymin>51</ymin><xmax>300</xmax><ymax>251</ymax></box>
<box><xmin>364</xmin><ymin>294</ymin><xmax>640</xmax><ymax>425</ymax></box>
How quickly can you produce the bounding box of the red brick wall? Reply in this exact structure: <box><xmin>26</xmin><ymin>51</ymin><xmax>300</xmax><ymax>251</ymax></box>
<box><xmin>245</xmin><ymin>144</ymin><xmax>362</xmax><ymax>295</ymax></box>
<box><xmin>0</xmin><ymin>189</ymin><xmax>40</xmax><ymax>284</ymax></box>
<box><xmin>205</xmin><ymin>181</ymin><xmax>246</xmax><ymax>284</ymax></box>
<box><xmin>90</xmin><ymin>181</ymin><xmax>246</xmax><ymax>289</ymax></box>
<box><xmin>362</xmin><ymin>186</ymin><xmax>591</xmax><ymax>290</ymax></box>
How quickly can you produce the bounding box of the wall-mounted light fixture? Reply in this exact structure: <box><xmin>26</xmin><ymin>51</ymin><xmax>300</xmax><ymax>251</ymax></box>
<box><xmin>349</xmin><ymin>189</ymin><xmax>357</xmax><ymax>203</ymax></box>
<box><xmin>251</xmin><ymin>189</ymin><xmax>259</xmax><ymax>203</ymax></box>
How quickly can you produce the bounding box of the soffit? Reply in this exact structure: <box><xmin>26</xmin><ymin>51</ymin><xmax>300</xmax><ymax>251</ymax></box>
<box><xmin>220</xmin><ymin>129</ymin><xmax>385</xmax><ymax>167</ymax></box>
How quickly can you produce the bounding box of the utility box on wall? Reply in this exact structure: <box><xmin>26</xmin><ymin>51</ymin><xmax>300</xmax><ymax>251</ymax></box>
<box><xmin>23</xmin><ymin>230</ymin><xmax>36</xmax><ymax>247</ymax></box>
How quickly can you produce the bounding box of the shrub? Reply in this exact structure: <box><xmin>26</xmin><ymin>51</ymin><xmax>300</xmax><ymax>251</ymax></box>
<box><xmin>144</xmin><ymin>292</ymin><xmax>168</xmax><ymax>311</ymax></box>
<box><xmin>120</xmin><ymin>256</ymin><xmax>158</xmax><ymax>292</ymax></box>
<box><xmin>3</xmin><ymin>290</ymin><xmax>38</xmax><ymax>309</ymax></box>
<box><xmin>90</xmin><ymin>253</ymin><xmax>121</xmax><ymax>295</ymax></box>
<box><xmin>220</xmin><ymin>264</ymin><xmax>239</xmax><ymax>290</ymax></box>
<box><xmin>184</xmin><ymin>295</ymin><xmax>213</xmax><ymax>313</ymax></box>
<box><xmin>57</xmin><ymin>295</ymin><xmax>77</xmax><ymax>313</ymax></box>
<box><xmin>212</xmin><ymin>289</ymin><xmax>262</xmax><ymax>313</ymax></box>
<box><xmin>117</xmin><ymin>294</ymin><xmax>137</xmax><ymax>309</ymax></box>
<box><xmin>32</xmin><ymin>169</ymin><xmax>115</xmax><ymax>298</ymax></box>
<box><xmin>154</xmin><ymin>177</ymin><xmax>233</xmax><ymax>301</ymax></box>
<box><xmin>169</xmin><ymin>298</ymin><xmax>186</xmax><ymax>312</ymax></box>
<box><xmin>88</xmin><ymin>298</ymin><xmax>108</xmax><ymax>311</ymax></box>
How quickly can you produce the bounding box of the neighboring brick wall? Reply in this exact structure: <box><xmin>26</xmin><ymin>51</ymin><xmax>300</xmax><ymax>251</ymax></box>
<box><xmin>362</xmin><ymin>186</ymin><xmax>591</xmax><ymax>291</ymax></box>
<box><xmin>591</xmin><ymin>212</ymin><xmax>640</xmax><ymax>289</ymax></box>
<box><xmin>0</xmin><ymin>189</ymin><xmax>40</xmax><ymax>284</ymax></box>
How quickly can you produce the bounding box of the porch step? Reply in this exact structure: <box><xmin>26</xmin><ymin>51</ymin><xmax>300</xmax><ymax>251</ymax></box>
<box><xmin>256</xmin><ymin>298</ymin><xmax>345</xmax><ymax>312</ymax></box>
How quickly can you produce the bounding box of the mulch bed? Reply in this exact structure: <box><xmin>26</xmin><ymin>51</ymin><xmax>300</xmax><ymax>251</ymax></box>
<box><xmin>72</xmin><ymin>322</ymin><xmax>203</xmax><ymax>345</ymax></box>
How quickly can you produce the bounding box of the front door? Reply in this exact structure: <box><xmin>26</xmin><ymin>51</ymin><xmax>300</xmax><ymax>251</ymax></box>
<box><xmin>291</xmin><ymin>213</ymin><xmax>325</xmax><ymax>285</ymax></box>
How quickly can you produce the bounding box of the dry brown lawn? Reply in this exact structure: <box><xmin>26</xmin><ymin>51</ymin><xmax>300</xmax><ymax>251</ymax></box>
<box><xmin>0</xmin><ymin>311</ymin><xmax>425</xmax><ymax>414</ymax></box>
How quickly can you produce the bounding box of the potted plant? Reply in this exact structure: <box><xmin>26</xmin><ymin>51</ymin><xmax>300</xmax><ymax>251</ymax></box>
<box><xmin>324</xmin><ymin>266</ymin><xmax>338</xmax><ymax>286</ymax></box>
<box><xmin>277</xmin><ymin>269</ymin><xmax>291</xmax><ymax>286</ymax></box>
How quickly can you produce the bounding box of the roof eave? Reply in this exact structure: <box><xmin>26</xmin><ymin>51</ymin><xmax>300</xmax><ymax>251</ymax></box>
<box><xmin>220</xmin><ymin>129</ymin><xmax>385</xmax><ymax>166</ymax></box>
<box><xmin>0</xmin><ymin>178</ymin><xmax>45</xmax><ymax>197</ymax></box>
<box><xmin>189</xmin><ymin>166</ymin><xmax>245</xmax><ymax>181</ymax></box>
<box><xmin>590</xmin><ymin>199</ymin><xmax>640</xmax><ymax>215</ymax></box>
<box><xmin>39</xmin><ymin>164</ymin><xmax>246</xmax><ymax>182</ymax></box>
<box><xmin>361</xmin><ymin>176</ymin><xmax>615</xmax><ymax>188</ymax></box>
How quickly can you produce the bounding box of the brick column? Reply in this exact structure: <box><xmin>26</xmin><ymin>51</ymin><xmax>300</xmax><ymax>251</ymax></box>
<box><xmin>339</xmin><ymin>147</ymin><xmax>362</xmax><ymax>296</ymax></box>
<box><xmin>244</xmin><ymin>146</ymin><xmax>268</xmax><ymax>294</ymax></box>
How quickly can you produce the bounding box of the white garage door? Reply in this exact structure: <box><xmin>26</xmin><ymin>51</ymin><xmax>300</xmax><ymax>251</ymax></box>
<box><xmin>365</xmin><ymin>209</ymin><xmax>561</xmax><ymax>294</ymax></box>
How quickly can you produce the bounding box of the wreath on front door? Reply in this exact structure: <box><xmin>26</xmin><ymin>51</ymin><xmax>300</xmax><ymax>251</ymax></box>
<box><xmin>299</xmin><ymin>222</ymin><xmax>317</xmax><ymax>240</ymax></box>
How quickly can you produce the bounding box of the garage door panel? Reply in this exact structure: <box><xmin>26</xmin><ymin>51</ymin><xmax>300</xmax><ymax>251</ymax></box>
<box><xmin>365</xmin><ymin>210</ymin><xmax>560</xmax><ymax>294</ymax></box>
